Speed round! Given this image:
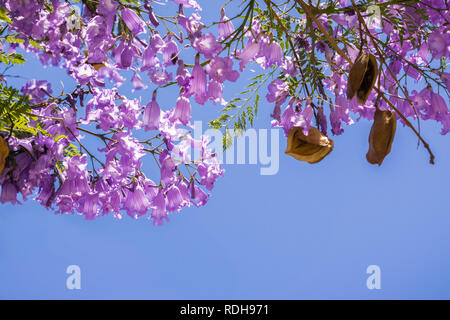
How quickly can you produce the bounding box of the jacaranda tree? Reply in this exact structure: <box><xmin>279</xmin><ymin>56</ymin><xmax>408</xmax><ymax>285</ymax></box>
<box><xmin>0</xmin><ymin>0</ymin><xmax>448</xmax><ymax>224</ymax></box>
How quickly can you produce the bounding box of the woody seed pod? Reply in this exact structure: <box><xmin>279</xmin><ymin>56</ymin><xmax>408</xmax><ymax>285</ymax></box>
<box><xmin>0</xmin><ymin>136</ymin><xmax>9</xmax><ymax>174</ymax></box>
<box><xmin>346</xmin><ymin>52</ymin><xmax>378</xmax><ymax>104</ymax></box>
<box><xmin>366</xmin><ymin>108</ymin><xmax>397</xmax><ymax>166</ymax></box>
<box><xmin>285</xmin><ymin>126</ymin><xmax>334</xmax><ymax>164</ymax></box>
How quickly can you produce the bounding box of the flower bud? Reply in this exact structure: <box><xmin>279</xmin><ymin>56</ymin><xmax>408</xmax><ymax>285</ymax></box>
<box><xmin>285</xmin><ymin>126</ymin><xmax>334</xmax><ymax>164</ymax></box>
<box><xmin>366</xmin><ymin>108</ymin><xmax>397</xmax><ymax>166</ymax></box>
<box><xmin>0</xmin><ymin>136</ymin><xmax>9</xmax><ymax>174</ymax></box>
<box><xmin>346</xmin><ymin>52</ymin><xmax>378</xmax><ymax>104</ymax></box>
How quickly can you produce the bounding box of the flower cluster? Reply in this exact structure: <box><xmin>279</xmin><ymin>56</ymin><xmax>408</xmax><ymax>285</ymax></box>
<box><xmin>0</xmin><ymin>0</ymin><xmax>448</xmax><ymax>223</ymax></box>
<box><xmin>0</xmin><ymin>0</ymin><xmax>238</xmax><ymax>224</ymax></box>
<box><xmin>263</xmin><ymin>0</ymin><xmax>450</xmax><ymax>145</ymax></box>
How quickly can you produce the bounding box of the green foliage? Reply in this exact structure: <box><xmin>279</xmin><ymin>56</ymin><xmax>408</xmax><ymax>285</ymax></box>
<box><xmin>0</xmin><ymin>83</ymin><xmax>36</xmax><ymax>137</ymax></box>
<box><xmin>0</xmin><ymin>84</ymin><xmax>81</xmax><ymax>161</ymax></box>
<box><xmin>212</xmin><ymin>0</ymin><xmax>449</xmax><ymax>148</ymax></box>
<box><xmin>64</xmin><ymin>143</ymin><xmax>82</xmax><ymax>158</ymax></box>
<box><xmin>209</xmin><ymin>71</ymin><xmax>273</xmax><ymax>150</ymax></box>
<box><xmin>0</xmin><ymin>52</ymin><xmax>25</xmax><ymax>65</ymax></box>
<box><xmin>0</xmin><ymin>5</ymin><xmax>11</xmax><ymax>24</ymax></box>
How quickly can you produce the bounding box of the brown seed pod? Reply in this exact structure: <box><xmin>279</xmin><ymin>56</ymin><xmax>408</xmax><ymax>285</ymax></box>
<box><xmin>0</xmin><ymin>136</ymin><xmax>9</xmax><ymax>174</ymax></box>
<box><xmin>366</xmin><ymin>108</ymin><xmax>397</xmax><ymax>166</ymax></box>
<box><xmin>285</xmin><ymin>126</ymin><xmax>334</xmax><ymax>164</ymax></box>
<box><xmin>346</xmin><ymin>52</ymin><xmax>378</xmax><ymax>105</ymax></box>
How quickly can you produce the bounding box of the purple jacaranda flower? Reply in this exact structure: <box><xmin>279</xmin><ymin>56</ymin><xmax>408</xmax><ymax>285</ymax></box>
<box><xmin>131</xmin><ymin>72</ymin><xmax>147</xmax><ymax>91</ymax></box>
<box><xmin>119</xmin><ymin>98</ymin><xmax>141</xmax><ymax>129</ymax></box>
<box><xmin>106</xmin><ymin>131</ymin><xmax>146</xmax><ymax>168</ymax></box>
<box><xmin>192</xmin><ymin>33</ymin><xmax>222</xmax><ymax>59</ymax></box>
<box><xmin>190</xmin><ymin>182</ymin><xmax>209</xmax><ymax>207</ymax></box>
<box><xmin>97</xmin><ymin>64</ymin><xmax>126</xmax><ymax>86</ymax></box>
<box><xmin>97</xmin><ymin>0</ymin><xmax>118</xmax><ymax>17</ymax></box>
<box><xmin>0</xmin><ymin>182</ymin><xmax>20</xmax><ymax>205</ymax></box>
<box><xmin>120</xmin><ymin>46</ymin><xmax>134</xmax><ymax>69</ymax></box>
<box><xmin>150</xmin><ymin>190</ymin><xmax>169</xmax><ymax>226</ymax></box>
<box><xmin>428</xmin><ymin>29</ymin><xmax>450</xmax><ymax>60</ymax></box>
<box><xmin>13</xmin><ymin>151</ymin><xmax>32</xmax><ymax>179</ymax></box>
<box><xmin>56</xmin><ymin>195</ymin><xmax>77</xmax><ymax>214</ymax></box>
<box><xmin>430</xmin><ymin>91</ymin><xmax>450</xmax><ymax>135</ymax></box>
<box><xmin>205</xmin><ymin>57</ymin><xmax>239</xmax><ymax>83</ymax></box>
<box><xmin>281</xmin><ymin>56</ymin><xmax>297</xmax><ymax>76</ymax></box>
<box><xmin>61</xmin><ymin>108</ymin><xmax>80</xmax><ymax>137</ymax></box>
<box><xmin>411</xmin><ymin>87</ymin><xmax>432</xmax><ymax>117</ymax></box>
<box><xmin>113</xmin><ymin>41</ymin><xmax>140</xmax><ymax>69</ymax></box>
<box><xmin>159</xmin><ymin>150</ymin><xmax>177</xmax><ymax>185</ymax></box>
<box><xmin>173</xmin><ymin>0</ymin><xmax>201</xmax><ymax>11</ymax></box>
<box><xmin>123</xmin><ymin>184</ymin><xmax>150</xmax><ymax>218</ymax></box>
<box><xmin>21</xmin><ymin>79</ymin><xmax>52</xmax><ymax>104</ymax></box>
<box><xmin>73</xmin><ymin>63</ymin><xmax>95</xmax><ymax>84</ymax></box>
<box><xmin>58</xmin><ymin>155</ymin><xmax>90</xmax><ymax>197</ymax></box>
<box><xmin>411</xmin><ymin>87</ymin><xmax>450</xmax><ymax>134</ymax></box>
<box><xmin>121</xmin><ymin>7</ymin><xmax>146</xmax><ymax>36</ymax></box>
<box><xmin>35</xmin><ymin>175</ymin><xmax>55</xmax><ymax>208</ymax></box>
<box><xmin>440</xmin><ymin>72</ymin><xmax>450</xmax><ymax>91</ymax></box>
<box><xmin>389</xmin><ymin>56</ymin><xmax>403</xmax><ymax>75</ymax></box>
<box><xmin>391</xmin><ymin>96</ymin><xmax>412</xmax><ymax>126</ymax></box>
<box><xmin>150</xmin><ymin>33</ymin><xmax>165</xmax><ymax>53</ymax></box>
<box><xmin>178</xmin><ymin>12</ymin><xmax>204</xmax><ymax>36</ymax></box>
<box><xmin>331</xmin><ymin>12</ymin><xmax>357</xmax><ymax>28</ymax></box>
<box><xmin>299</xmin><ymin>103</ymin><xmax>314</xmax><ymax>135</ymax></box>
<box><xmin>245</xmin><ymin>18</ymin><xmax>263</xmax><ymax>37</ymax></box>
<box><xmin>83</xmin><ymin>15</ymin><xmax>114</xmax><ymax>61</ymax></box>
<box><xmin>294</xmin><ymin>34</ymin><xmax>311</xmax><ymax>51</ymax></box>
<box><xmin>218</xmin><ymin>8</ymin><xmax>235</xmax><ymax>41</ymax></box>
<box><xmin>318</xmin><ymin>108</ymin><xmax>328</xmax><ymax>136</ymax></box>
<box><xmin>176</xmin><ymin>59</ymin><xmax>191</xmax><ymax>87</ymax></box>
<box><xmin>162</xmin><ymin>38</ymin><xmax>179</xmax><ymax>66</ymax></box>
<box><xmin>417</xmin><ymin>42</ymin><xmax>431</xmax><ymax>62</ymax></box>
<box><xmin>100</xmin><ymin>189</ymin><xmax>123</xmax><ymax>218</ymax></box>
<box><xmin>239</xmin><ymin>39</ymin><xmax>261</xmax><ymax>71</ymax></box>
<box><xmin>145</xmin><ymin>4</ymin><xmax>159</xmax><ymax>27</ymax></box>
<box><xmin>197</xmin><ymin>160</ymin><xmax>224</xmax><ymax>191</ymax></box>
<box><xmin>166</xmin><ymin>185</ymin><xmax>187</xmax><ymax>212</ymax></box>
<box><xmin>260</xmin><ymin>41</ymin><xmax>283</xmax><ymax>68</ymax></box>
<box><xmin>382</xmin><ymin>16</ymin><xmax>395</xmax><ymax>34</ymax></box>
<box><xmin>94</xmin><ymin>0</ymin><xmax>117</xmax><ymax>32</ymax></box>
<box><xmin>271</xmin><ymin>102</ymin><xmax>282</xmax><ymax>121</ymax></box>
<box><xmin>404</xmin><ymin>58</ymin><xmax>422</xmax><ymax>82</ymax></box>
<box><xmin>142</xmin><ymin>45</ymin><xmax>160</xmax><ymax>71</ymax></box>
<box><xmin>266</xmin><ymin>79</ymin><xmax>289</xmax><ymax>104</ymax></box>
<box><xmin>172</xmin><ymin>95</ymin><xmax>191</xmax><ymax>125</ymax></box>
<box><xmin>143</xmin><ymin>92</ymin><xmax>161</xmax><ymax>131</ymax></box>
<box><xmin>81</xmin><ymin>192</ymin><xmax>99</xmax><ymax>220</ymax></box>
<box><xmin>189</xmin><ymin>55</ymin><xmax>208</xmax><ymax>104</ymax></box>
<box><xmin>208</xmin><ymin>79</ymin><xmax>225</xmax><ymax>105</ymax></box>
<box><xmin>330</xmin><ymin>102</ymin><xmax>354</xmax><ymax>136</ymax></box>
<box><xmin>148</xmin><ymin>67</ymin><xmax>173</xmax><ymax>86</ymax></box>
<box><xmin>172</xmin><ymin>134</ymin><xmax>193</xmax><ymax>164</ymax></box>
<box><xmin>82</xmin><ymin>88</ymin><xmax>120</xmax><ymax>131</ymax></box>
<box><xmin>177</xmin><ymin>182</ymin><xmax>191</xmax><ymax>204</ymax></box>
<box><xmin>423</xmin><ymin>0</ymin><xmax>449</xmax><ymax>24</ymax></box>
<box><xmin>277</xmin><ymin>99</ymin><xmax>297</xmax><ymax>135</ymax></box>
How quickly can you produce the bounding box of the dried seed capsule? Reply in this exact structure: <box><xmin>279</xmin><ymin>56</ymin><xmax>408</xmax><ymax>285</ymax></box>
<box><xmin>285</xmin><ymin>126</ymin><xmax>334</xmax><ymax>164</ymax></box>
<box><xmin>366</xmin><ymin>108</ymin><xmax>397</xmax><ymax>166</ymax></box>
<box><xmin>0</xmin><ymin>136</ymin><xmax>9</xmax><ymax>174</ymax></box>
<box><xmin>346</xmin><ymin>52</ymin><xmax>378</xmax><ymax>104</ymax></box>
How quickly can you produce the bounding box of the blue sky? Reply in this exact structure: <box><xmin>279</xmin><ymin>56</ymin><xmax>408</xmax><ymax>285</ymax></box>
<box><xmin>1</xmin><ymin>0</ymin><xmax>450</xmax><ymax>299</ymax></box>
